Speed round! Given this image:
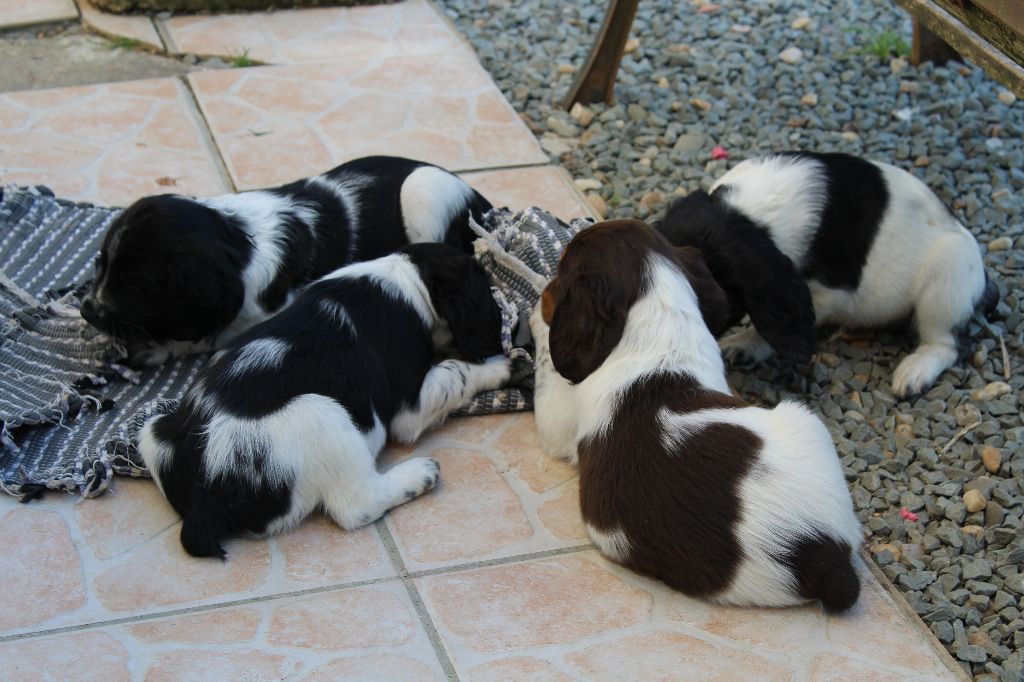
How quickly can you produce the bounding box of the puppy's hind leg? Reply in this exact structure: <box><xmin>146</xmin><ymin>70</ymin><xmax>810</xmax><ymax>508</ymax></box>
<box><xmin>719</xmin><ymin>326</ymin><xmax>776</xmax><ymax>366</ymax></box>
<box><xmin>390</xmin><ymin>355</ymin><xmax>511</xmax><ymax>444</ymax></box>
<box><xmin>893</xmin><ymin>235</ymin><xmax>984</xmax><ymax>398</ymax></box>
<box><xmin>319</xmin><ymin>417</ymin><xmax>440</xmax><ymax>530</ymax></box>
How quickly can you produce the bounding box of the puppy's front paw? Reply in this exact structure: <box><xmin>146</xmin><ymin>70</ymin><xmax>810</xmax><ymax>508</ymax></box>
<box><xmin>128</xmin><ymin>344</ymin><xmax>170</xmax><ymax>368</ymax></box>
<box><xmin>480</xmin><ymin>354</ymin><xmax>512</xmax><ymax>388</ymax></box>
<box><xmin>720</xmin><ymin>328</ymin><xmax>775</xmax><ymax>367</ymax></box>
<box><xmin>509</xmin><ymin>357</ymin><xmax>535</xmax><ymax>391</ymax></box>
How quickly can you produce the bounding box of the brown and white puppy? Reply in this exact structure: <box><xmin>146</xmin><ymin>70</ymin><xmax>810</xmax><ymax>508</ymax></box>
<box><xmin>531</xmin><ymin>219</ymin><xmax>862</xmax><ymax>611</ymax></box>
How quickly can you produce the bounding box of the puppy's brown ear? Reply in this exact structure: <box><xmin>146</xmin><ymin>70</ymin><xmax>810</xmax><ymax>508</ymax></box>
<box><xmin>675</xmin><ymin>246</ymin><xmax>733</xmax><ymax>336</ymax></box>
<box><xmin>549</xmin><ymin>273</ymin><xmax>627</xmax><ymax>384</ymax></box>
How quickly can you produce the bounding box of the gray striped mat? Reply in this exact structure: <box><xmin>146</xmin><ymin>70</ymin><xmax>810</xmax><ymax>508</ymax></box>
<box><xmin>0</xmin><ymin>185</ymin><xmax>590</xmax><ymax>500</ymax></box>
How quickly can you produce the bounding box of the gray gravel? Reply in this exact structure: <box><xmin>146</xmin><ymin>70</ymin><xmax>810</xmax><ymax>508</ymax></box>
<box><xmin>438</xmin><ymin>0</ymin><xmax>1024</xmax><ymax>677</ymax></box>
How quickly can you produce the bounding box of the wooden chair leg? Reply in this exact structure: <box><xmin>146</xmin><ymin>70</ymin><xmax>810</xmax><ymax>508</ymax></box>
<box><xmin>562</xmin><ymin>0</ymin><xmax>640</xmax><ymax>109</ymax></box>
<box><xmin>911</xmin><ymin>17</ymin><xmax>961</xmax><ymax>65</ymax></box>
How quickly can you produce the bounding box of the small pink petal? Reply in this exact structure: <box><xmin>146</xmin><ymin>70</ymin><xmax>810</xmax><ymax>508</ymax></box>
<box><xmin>710</xmin><ymin>146</ymin><xmax>729</xmax><ymax>160</ymax></box>
<box><xmin>899</xmin><ymin>507</ymin><xmax>918</xmax><ymax>522</ymax></box>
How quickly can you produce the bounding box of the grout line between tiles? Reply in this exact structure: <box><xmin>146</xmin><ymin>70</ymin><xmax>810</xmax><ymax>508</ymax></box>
<box><xmin>453</xmin><ymin>159</ymin><xmax>554</xmax><ymax>175</ymax></box>
<box><xmin>152</xmin><ymin>17</ymin><xmax>177</xmax><ymax>55</ymax></box>
<box><xmin>0</xmin><ymin>573</ymin><xmax>402</xmax><ymax>645</ymax></box>
<box><xmin>377</xmin><ymin>520</ymin><xmax>459</xmax><ymax>682</ymax></box>
<box><xmin>406</xmin><ymin>543</ymin><xmax>596</xmax><ymax>580</ymax></box>
<box><xmin>178</xmin><ymin>75</ymin><xmax>237</xmax><ymax>193</ymax></box>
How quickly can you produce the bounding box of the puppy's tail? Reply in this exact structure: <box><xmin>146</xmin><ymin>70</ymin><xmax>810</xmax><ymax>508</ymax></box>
<box><xmin>180</xmin><ymin>494</ymin><xmax>230</xmax><ymax>560</ymax></box>
<box><xmin>976</xmin><ymin>271</ymin><xmax>999</xmax><ymax>320</ymax></box>
<box><xmin>783</xmin><ymin>533</ymin><xmax>860</xmax><ymax>613</ymax></box>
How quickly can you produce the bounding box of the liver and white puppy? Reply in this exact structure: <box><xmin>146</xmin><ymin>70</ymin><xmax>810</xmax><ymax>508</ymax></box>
<box><xmin>140</xmin><ymin>243</ymin><xmax>509</xmax><ymax>559</ymax></box>
<box><xmin>82</xmin><ymin>155</ymin><xmax>491</xmax><ymax>365</ymax></box>
<box><xmin>655</xmin><ymin>152</ymin><xmax>997</xmax><ymax>398</ymax></box>
<box><xmin>531</xmin><ymin>219</ymin><xmax>862</xmax><ymax>611</ymax></box>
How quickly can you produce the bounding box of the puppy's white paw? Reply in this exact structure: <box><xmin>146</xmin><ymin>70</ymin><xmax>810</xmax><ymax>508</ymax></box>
<box><xmin>479</xmin><ymin>354</ymin><xmax>512</xmax><ymax>388</ymax></box>
<box><xmin>389</xmin><ymin>457</ymin><xmax>441</xmax><ymax>502</ymax></box>
<box><xmin>129</xmin><ymin>344</ymin><xmax>170</xmax><ymax>368</ymax></box>
<box><xmin>892</xmin><ymin>345</ymin><xmax>956</xmax><ymax>398</ymax></box>
<box><xmin>719</xmin><ymin>328</ymin><xmax>774</xmax><ymax>366</ymax></box>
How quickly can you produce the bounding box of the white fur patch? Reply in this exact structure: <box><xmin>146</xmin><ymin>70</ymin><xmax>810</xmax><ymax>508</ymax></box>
<box><xmin>318</xmin><ymin>298</ymin><xmax>355</xmax><ymax>330</ymax></box>
<box><xmin>529</xmin><ymin>304</ymin><xmax>580</xmax><ymax>464</ymax></box>
<box><xmin>321</xmin><ymin>253</ymin><xmax>436</xmax><ymax>327</ymax></box>
<box><xmin>586</xmin><ymin>524</ymin><xmax>632</xmax><ymax>562</ymax></box>
<box><xmin>199</xmin><ymin>191</ymin><xmax>317</xmax><ymax>324</ymax></box>
<box><xmin>711</xmin><ymin>154</ymin><xmax>827</xmax><ymax>268</ymax></box>
<box><xmin>226</xmin><ymin>337</ymin><xmax>290</xmax><ymax>377</ymax></box>
<box><xmin>399</xmin><ymin>166</ymin><xmax>474</xmax><ymax>244</ymax></box>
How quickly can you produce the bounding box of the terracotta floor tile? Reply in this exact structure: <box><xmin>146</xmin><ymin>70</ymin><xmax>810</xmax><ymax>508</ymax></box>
<box><xmin>268</xmin><ymin>583</ymin><xmax>416</xmax><ymax>651</ymax></box>
<box><xmin>0</xmin><ymin>508</ymin><xmax>86</xmax><ymax>634</ymax></box>
<box><xmin>467</xmin><ymin>657</ymin><xmax>574</xmax><ymax>682</ymax></box>
<box><xmin>418</xmin><ymin>553</ymin><xmax>652</xmax><ymax>657</ymax></box>
<box><xmin>303</xmin><ymin>653</ymin><xmax>439</xmax><ymax>681</ymax></box>
<box><xmin>146</xmin><ymin>649</ymin><xmax>302</xmax><ymax>681</ymax></box>
<box><xmin>163</xmin><ymin>0</ymin><xmax>466</xmax><ymax>64</ymax></box>
<box><xmin>462</xmin><ymin>166</ymin><xmax>597</xmax><ymax>221</ymax></box>
<box><xmin>0</xmin><ymin>583</ymin><xmax>445</xmax><ymax>679</ymax></box>
<box><xmin>566</xmin><ymin>630</ymin><xmax>794</xmax><ymax>681</ymax></box>
<box><xmin>277</xmin><ymin>513</ymin><xmax>394</xmax><ymax>587</ymax></box>
<box><xmin>72</xmin><ymin>477</ymin><xmax>178</xmax><ymax>561</ymax></box>
<box><xmin>825</xmin><ymin>574</ymin><xmax>958</xmax><ymax>677</ymax></box>
<box><xmin>92</xmin><ymin>526</ymin><xmax>272</xmax><ymax>612</ymax></box>
<box><xmin>0</xmin><ymin>631</ymin><xmax>130</xmax><ymax>682</ymax></box>
<box><xmin>0</xmin><ymin>0</ymin><xmax>77</xmax><ymax>30</ymax></box>
<box><xmin>382</xmin><ymin>415</ymin><xmax>590</xmax><ymax>571</ymax></box>
<box><xmin>804</xmin><ymin>652</ymin><xmax>919</xmax><ymax>681</ymax></box>
<box><xmin>77</xmin><ymin>0</ymin><xmax>163</xmax><ymax>50</ymax></box>
<box><xmin>127</xmin><ymin>606</ymin><xmax>263</xmax><ymax>644</ymax></box>
<box><xmin>0</xmin><ymin>78</ymin><xmax>230</xmax><ymax>206</ymax></box>
<box><xmin>189</xmin><ymin>52</ymin><xmax>547</xmax><ymax>190</ymax></box>
<box><xmin>385</xmin><ymin>447</ymin><xmax>532</xmax><ymax>566</ymax></box>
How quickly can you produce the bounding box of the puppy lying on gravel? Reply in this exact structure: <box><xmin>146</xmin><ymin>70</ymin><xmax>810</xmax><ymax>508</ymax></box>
<box><xmin>532</xmin><ymin>219</ymin><xmax>862</xmax><ymax>611</ymax></box>
<box><xmin>656</xmin><ymin>151</ymin><xmax>997</xmax><ymax>398</ymax></box>
<box><xmin>81</xmin><ymin>155</ymin><xmax>491</xmax><ymax>366</ymax></box>
<box><xmin>141</xmin><ymin>243</ymin><xmax>509</xmax><ymax>559</ymax></box>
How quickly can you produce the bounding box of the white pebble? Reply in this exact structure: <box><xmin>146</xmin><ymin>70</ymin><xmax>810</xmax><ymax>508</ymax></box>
<box><xmin>779</xmin><ymin>46</ymin><xmax>804</xmax><ymax>64</ymax></box>
<box><xmin>997</xmin><ymin>90</ymin><xmax>1016</xmax><ymax>105</ymax></box>
<box><xmin>791</xmin><ymin>16</ymin><xmax>811</xmax><ymax>30</ymax></box>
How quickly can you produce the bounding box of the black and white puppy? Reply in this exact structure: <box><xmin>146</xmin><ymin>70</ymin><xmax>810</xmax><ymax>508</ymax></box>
<box><xmin>655</xmin><ymin>152</ymin><xmax>996</xmax><ymax>398</ymax></box>
<box><xmin>139</xmin><ymin>243</ymin><xmax>509</xmax><ymax>559</ymax></box>
<box><xmin>82</xmin><ymin>155</ymin><xmax>492</xmax><ymax>365</ymax></box>
<box><xmin>532</xmin><ymin>219</ymin><xmax>862</xmax><ymax>611</ymax></box>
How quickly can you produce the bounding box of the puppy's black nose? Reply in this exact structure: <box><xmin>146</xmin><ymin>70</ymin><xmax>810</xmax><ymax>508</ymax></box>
<box><xmin>80</xmin><ymin>298</ymin><xmax>99</xmax><ymax>324</ymax></box>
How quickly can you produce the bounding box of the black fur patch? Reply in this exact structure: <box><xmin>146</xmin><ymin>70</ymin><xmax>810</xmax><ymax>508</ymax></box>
<box><xmin>781</xmin><ymin>151</ymin><xmax>889</xmax><ymax>290</ymax></box>
<box><xmin>656</xmin><ymin>191</ymin><xmax>817</xmax><ymax>363</ymax></box>
<box><xmin>778</xmin><ymin>532</ymin><xmax>860</xmax><ymax>613</ymax></box>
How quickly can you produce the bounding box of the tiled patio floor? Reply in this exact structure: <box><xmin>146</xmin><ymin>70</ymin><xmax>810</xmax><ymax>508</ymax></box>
<box><xmin>0</xmin><ymin>0</ymin><xmax>963</xmax><ymax>679</ymax></box>
<box><xmin>0</xmin><ymin>415</ymin><xmax>959</xmax><ymax>680</ymax></box>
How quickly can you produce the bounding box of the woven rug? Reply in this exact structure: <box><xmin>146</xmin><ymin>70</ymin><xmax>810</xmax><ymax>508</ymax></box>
<box><xmin>0</xmin><ymin>185</ymin><xmax>591</xmax><ymax>499</ymax></box>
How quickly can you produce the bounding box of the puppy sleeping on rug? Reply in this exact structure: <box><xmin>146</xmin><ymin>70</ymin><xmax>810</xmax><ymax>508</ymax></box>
<box><xmin>531</xmin><ymin>220</ymin><xmax>862</xmax><ymax>611</ymax></box>
<box><xmin>655</xmin><ymin>151</ymin><xmax>998</xmax><ymax>398</ymax></box>
<box><xmin>141</xmin><ymin>244</ymin><xmax>510</xmax><ymax>558</ymax></box>
<box><xmin>81</xmin><ymin>155</ymin><xmax>491</xmax><ymax>366</ymax></box>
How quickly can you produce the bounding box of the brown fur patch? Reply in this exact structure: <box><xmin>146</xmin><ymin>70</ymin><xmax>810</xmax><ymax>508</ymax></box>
<box><xmin>579</xmin><ymin>372</ymin><xmax>758</xmax><ymax>597</ymax></box>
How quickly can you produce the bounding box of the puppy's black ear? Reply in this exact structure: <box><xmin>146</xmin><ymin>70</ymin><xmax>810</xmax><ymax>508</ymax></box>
<box><xmin>674</xmin><ymin>246</ymin><xmax>733</xmax><ymax>336</ymax></box>
<box><xmin>730</xmin><ymin>240</ymin><xmax>816</xmax><ymax>364</ymax></box>
<box><xmin>411</xmin><ymin>245</ymin><xmax>502</xmax><ymax>361</ymax></box>
<box><xmin>657</xmin><ymin>192</ymin><xmax>816</xmax><ymax>363</ymax></box>
<box><xmin>549</xmin><ymin>272</ymin><xmax>627</xmax><ymax>384</ymax></box>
